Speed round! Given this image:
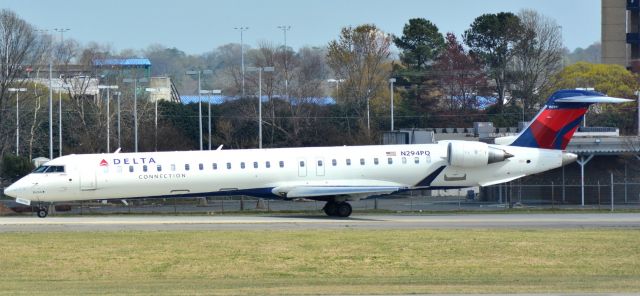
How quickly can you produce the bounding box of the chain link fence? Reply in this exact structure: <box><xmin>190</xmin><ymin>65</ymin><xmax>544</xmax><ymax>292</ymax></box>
<box><xmin>3</xmin><ymin>181</ymin><xmax>640</xmax><ymax>217</ymax></box>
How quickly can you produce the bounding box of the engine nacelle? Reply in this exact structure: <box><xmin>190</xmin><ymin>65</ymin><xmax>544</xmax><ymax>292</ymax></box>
<box><xmin>447</xmin><ymin>141</ymin><xmax>513</xmax><ymax>168</ymax></box>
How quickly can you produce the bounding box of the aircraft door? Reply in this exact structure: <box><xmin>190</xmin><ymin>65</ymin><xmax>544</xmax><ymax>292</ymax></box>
<box><xmin>297</xmin><ymin>158</ymin><xmax>307</xmax><ymax>177</ymax></box>
<box><xmin>315</xmin><ymin>158</ymin><xmax>325</xmax><ymax>176</ymax></box>
<box><xmin>79</xmin><ymin>164</ymin><xmax>97</xmax><ymax>191</ymax></box>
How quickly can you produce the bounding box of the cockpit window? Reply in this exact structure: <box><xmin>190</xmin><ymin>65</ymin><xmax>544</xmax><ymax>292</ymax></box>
<box><xmin>47</xmin><ymin>166</ymin><xmax>65</xmax><ymax>173</ymax></box>
<box><xmin>33</xmin><ymin>166</ymin><xmax>49</xmax><ymax>173</ymax></box>
<box><xmin>33</xmin><ymin>165</ymin><xmax>65</xmax><ymax>173</ymax></box>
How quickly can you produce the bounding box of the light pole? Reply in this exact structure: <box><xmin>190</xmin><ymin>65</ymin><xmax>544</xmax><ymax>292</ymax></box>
<box><xmin>123</xmin><ymin>77</ymin><xmax>148</xmax><ymax>152</ymax></box>
<box><xmin>98</xmin><ymin>85</ymin><xmax>118</xmax><ymax>153</ymax></box>
<box><xmin>277</xmin><ymin>25</ymin><xmax>291</xmax><ymax>99</ymax></box>
<box><xmin>53</xmin><ymin>28</ymin><xmax>70</xmax><ymax>43</ymax></box>
<box><xmin>366</xmin><ymin>89</ymin><xmax>371</xmax><ymax>132</ymax></box>
<box><xmin>200</xmin><ymin>89</ymin><xmax>222</xmax><ymax>150</ymax></box>
<box><xmin>186</xmin><ymin>70</ymin><xmax>213</xmax><ymax>150</ymax></box>
<box><xmin>389</xmin><ymin>78</ymin><xmax>396</xmax><ymax>131</ymax></box>
<box><xmin>327</xmin><ymin>79</ymin><xmax>344</xmax><ymax>98</ymax></box>
<box><xmin>247</xmin><ymin>66</ymin><xmax>274</xmax><ymax>149</ymax></box>
<box><xmin>49</xmin><ymin>63</ymin><xmax>53</xmax><ymax>159</ymax></box>
<box><xmin>54</xmin><ymin>84</ymin><xmax>69</xmax><ymax>157</ymax></box>
<box><xmin>114</xmin><ymin>91</ymin><xmax>122</xmax><ymax>149</ymax></box>
<box><xmin>8</xmin><ymin>88</ymin><xmax>26</xmax><ymax>155</ymax></box>
<box><xmin>145</xmin><ymin>87</ymin><xmax>169</xmax><ymax>151</ymax></box>
<box><xmin>234</xmin><ymin>26</ymin><xmax>248</xmax><ymax>97</ymax></box>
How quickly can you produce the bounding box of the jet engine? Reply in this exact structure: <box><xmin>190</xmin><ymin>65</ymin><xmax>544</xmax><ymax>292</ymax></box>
<box><xmin>447</xmin><ymin>141</ymin><xmax>513</xmax><ymax>168</ymax></box>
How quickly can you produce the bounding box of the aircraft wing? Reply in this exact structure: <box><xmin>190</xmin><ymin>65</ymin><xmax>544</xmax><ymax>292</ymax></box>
<box><xmin>271</xmin><ymin>185</ymin><xmax>402</xmax><ymax>199</ymax></box>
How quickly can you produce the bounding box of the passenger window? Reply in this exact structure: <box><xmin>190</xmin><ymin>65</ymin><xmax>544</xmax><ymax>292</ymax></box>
<box><xmin>117</xmin><ymin>166</ymin><xmax>123</xmax><ymax>173</ymax></box>
<box><xmin>318</xmin><ymin>160</ymin><xmax>323</xmax><ymax>167</ymax></box>
<box><xmin>253</xmin><ymin>161</ymin><xmax>258</xmax><ymax>169</ymax></box>
<box><xmin>185</xmin><ymin>164</ymin><xmax>190</xmax><ymax>171</ymax></box>
<box><xmin>143</xmin><ymin>165</ymin><xmax>148</xmax><ymax>172</ymax></box>
<box><xmin>414</xmin><ymin>157</ymin><xmax>419</xmax><ymax>164</ymax></box>
<box><xmin>266</xmin><ymin>161</ymin><xmax>271</xmax><ymax>168</ymax></box>
<box><xmin>199</xmin><ymin>163</ymin><xmax>204</xmax><ymax>170</ymax></box>
<box><xmin>299</xmin><ymin>161</ymin><xmax>305</xmax><ymax>167</ymax></box>
<box><xmin>402</xmin><ymin>157</ymin><xmax>407</xmax><ymax>164</ymax></box>
<box><xmin>129</xmin><ymin>165</ymin><xmax>134</xmax><ymax>172</ymax></box>
<box><xmin>279</xmin><ymin>161</ymin><xmax>284</xmax><ymax>168</ymax></box>
<box><xmin>213</xmin><ymin>163</ymin><xmax>218</xmax><ymax>170</ymax></box>
<box><xmin>374</xmin><ymin>158</ymin><xmax>379</xmax><ymax>165</ymax></box>
<box><xmin>388</xmin><ymin>157</ymin><xmax>393</xmax><ymax>164</ymax></box>
<box><xmin>227</xmin><ymin>163</ymin><xmax>231</xmax><ymax>169</ymax></box>
<box><xmin>332</xmin><ymin>159</ymin><xmax>337</xmax><ymax>166</ymax></box>
<box><xmin>171</xmin><ymin>164</ymin><xmax>176</xmax><ymax>172</ymax></box>
<box><xmin>157</xmin><ymin>165</ymin><xmax>162</xmax><ymax>172</ymax></box>
<box><xmin>346</xmin><ymin>159</ymin><xmax>351</xmax><ymax>166</ymax></box>
<box><xmin>360</xmin><ymin>158</ymin><xmax>365</xmax><ymax>165</ymax></box>
<box><xmin>241</xmin><ymin>162</ymin><xmax>245</xmax><ymax>169</ymax></box>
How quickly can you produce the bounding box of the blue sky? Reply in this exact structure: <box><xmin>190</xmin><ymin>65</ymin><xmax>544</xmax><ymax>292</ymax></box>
<box><xmin>4</xmin><ymin>0</ymin><xmax>599</xmax><ymax>54</ymax></box>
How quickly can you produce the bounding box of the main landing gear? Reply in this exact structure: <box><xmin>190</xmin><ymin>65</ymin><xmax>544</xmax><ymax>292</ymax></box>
<box><xmin>36</xmin><ymin>205</ymin><xmax>48</xmax><ymax>218</ymax></box>
<box><xmin>323</xmin><ymin>201</ymin><xmax>352</xmax><ymax>218</ymax></box>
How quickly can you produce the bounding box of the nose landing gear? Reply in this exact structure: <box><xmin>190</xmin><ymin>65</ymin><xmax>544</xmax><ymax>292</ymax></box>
<box><xmin>36</xmin><ymin>205</ymin><xmax>48</xmax><ymax>218</ymax></box>
<box><xmin>323</xmin><ymin>201</ymin><xmax>352</xmax><ymax>218</ymax></box>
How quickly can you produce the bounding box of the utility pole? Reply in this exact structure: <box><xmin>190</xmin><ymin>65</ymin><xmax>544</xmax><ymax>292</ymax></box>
<box><xmin>98</xmin><ymin>85</ymin><xmax>118</xmax><ymax>153</ymax></box>
<box><xmin>123</xmin><ymin>77</ymin><xmax>148</xmax><ymax>152</ymax></box>
<box><xmin>8</xmin><ymin>88</ymin><xmax>27</xmax><ymax>155</ymax></box>
<box><xmin>277</xmin><ymin>25</ymin><xmax>291</xmax><ymax>99</ymax></box>
<box><xmin>200</xmin><ymin>90</ymin><xmax>222</xmax><ymax>150</ymax></box>
<box><xmin>389</xmin><ymin>78</ymin><xmax>396</xmax><ymax>131</ymax></box>
<box><xmin>186</xmin><ymin>70</ymin><xmax>213</xmax><ymax>150</ymax></box>
<box><xmin>247</xmin><ymin>66</ymin><xmax>274</xmax><ymax>149</ymax></box>
<box><xmin>49</xmin><ymin>64</ymin><xmax>53</xmax><ymax>159</ymax></box>
<box><xmin>234</xmin><ymin>26</ymin><xmax>248</xmax><ymax>97</ymax></box>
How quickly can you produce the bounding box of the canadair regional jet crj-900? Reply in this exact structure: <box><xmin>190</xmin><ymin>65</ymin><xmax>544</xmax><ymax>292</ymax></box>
<box><xmin>3</xmin><ymin>89</ymin><xmax>631</xmax><ymax>218</ymax></box>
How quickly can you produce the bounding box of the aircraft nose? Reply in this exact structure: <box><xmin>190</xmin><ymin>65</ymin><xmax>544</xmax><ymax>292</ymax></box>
<box><xmin>3</xmin><ymin>183</ymin><xmax>19</xmax><ymax>198</ymax></box>
<box><xmin>562</xmin><ymin>152</ymin><xmax>578</xmax><ymax>166</ymax></box>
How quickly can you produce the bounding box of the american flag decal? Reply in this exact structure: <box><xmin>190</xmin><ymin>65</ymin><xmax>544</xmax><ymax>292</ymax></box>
<box><xmin>385</xmin><ymin>151</ymin><xmax>396</xmax><ymax>156</ymax></box>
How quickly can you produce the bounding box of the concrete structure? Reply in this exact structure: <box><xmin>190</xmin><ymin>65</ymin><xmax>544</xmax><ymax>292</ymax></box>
<box><xmin>148</xmin><ymin>76</ymin><xmax>181</xmax><ymax>103</ymax></box>
<box><xmin>602</xmin><ymin>0</ymin><xmax>640</xmax><ymax>70</ymax></box>
<box><xmin>602</xmin><ymin>0</ymin><xmax>628</xmax><ymax>66</ymax></box>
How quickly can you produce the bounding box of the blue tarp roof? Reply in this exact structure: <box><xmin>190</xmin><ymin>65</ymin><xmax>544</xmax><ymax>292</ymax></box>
<box><xmin>93</xmin><ymin>58</ymin><xmax>152</xmax><ymax>68</ymax></box>
<box><xmin>180</xmin><ymin>96</ymin><xmax>336</xmax><ymax>105</ymax></box>
<box><xmin>181</xmin><ymin>95</ymin><xmax>226</xmax><ymax>104</ymax></box>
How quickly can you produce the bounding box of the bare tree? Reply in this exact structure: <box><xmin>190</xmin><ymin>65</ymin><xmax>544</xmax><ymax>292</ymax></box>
<box><xmin>512</xmin><ymin>9</ymin><xmax>563</xmax><ymax>116</ymax></box>
<box><xmin>0</xmin><ymin>9</ymin><xmax>51</xmax><ymax>157</ymax></box>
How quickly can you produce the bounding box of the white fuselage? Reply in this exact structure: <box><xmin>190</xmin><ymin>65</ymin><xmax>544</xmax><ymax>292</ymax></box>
<box><xmin>4</xmin><ymin>142</ymin><xmax>566</xmax><ymax>203</ymax></box>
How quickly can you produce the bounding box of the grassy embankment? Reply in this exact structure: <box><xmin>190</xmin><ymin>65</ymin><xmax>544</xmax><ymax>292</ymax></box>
<box><xmin>1</xmin><ymin>229</ymin><xmax>639</xmax><ymax>295</ymax></box>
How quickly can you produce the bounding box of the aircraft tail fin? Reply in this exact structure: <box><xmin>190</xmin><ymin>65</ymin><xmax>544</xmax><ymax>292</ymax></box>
<box><xmin>509</xmin><ymin>89</ymin><xmax>631</xmax><ymax>150</ymax></box>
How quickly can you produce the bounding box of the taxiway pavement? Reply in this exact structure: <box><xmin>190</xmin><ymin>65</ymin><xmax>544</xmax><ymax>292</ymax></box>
<box><xmin>0</xmin><ymin>213</ymin><xmax>639</xmax><ymax>232</ymax></box>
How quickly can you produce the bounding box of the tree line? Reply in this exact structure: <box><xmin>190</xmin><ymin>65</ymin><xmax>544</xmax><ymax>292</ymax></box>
<box><xmin>0</xmin><ymin>8</ymin><xmax>638</xmax><ymax>180</ymax></box>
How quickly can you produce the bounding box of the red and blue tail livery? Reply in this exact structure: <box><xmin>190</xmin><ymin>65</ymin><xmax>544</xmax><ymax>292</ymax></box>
<box><xmin>510</xmin><ymin>89</ymin><xmax>631</xmax><ymax>150</ymax></box>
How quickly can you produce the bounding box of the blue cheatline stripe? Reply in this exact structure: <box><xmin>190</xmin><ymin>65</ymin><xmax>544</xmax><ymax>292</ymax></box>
<box><xmin>552</xmin><ymin>115</ymin><xmax>584</xmax><ymax>149</ymax></box>
<box><xmin>415</xmin><ymin>165</ymin><xmax>447</xmax><ymax>187</ymax></box>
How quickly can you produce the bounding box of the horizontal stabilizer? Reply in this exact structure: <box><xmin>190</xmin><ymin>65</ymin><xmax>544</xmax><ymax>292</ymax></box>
<box><xmin>554</xmin><ymin>96</ymin><xmax>632</xmax><ymax>104</ymax></box>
